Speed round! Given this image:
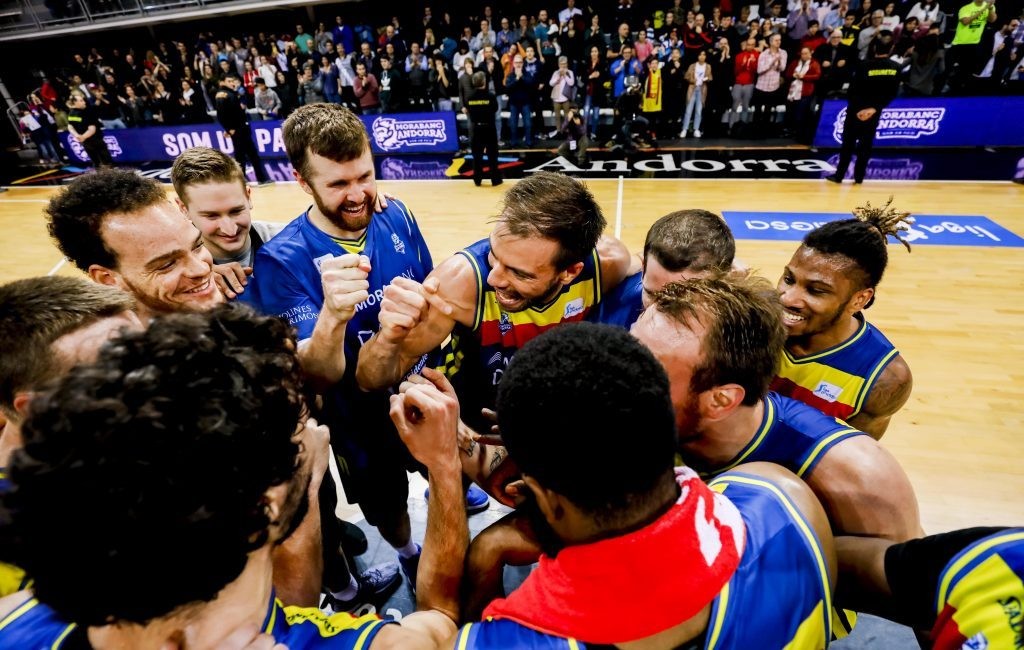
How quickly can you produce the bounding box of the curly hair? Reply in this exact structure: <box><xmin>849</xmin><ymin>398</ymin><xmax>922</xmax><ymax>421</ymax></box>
<box><xmin>45</xmin><ymin>168</ymin><xmax>168</xmax><ymax>272</ymax></box>
<box><xmin>496</xmin><ymin>323</ymin><xmax>676</xmax><ymax>522</ymax></box>
<box><xmin>2</xmin><ymin>304</ymin><xmax>304</xmax><ymax>626</ymax></box>
<box><xmin>651</xmin><ymin>274</ymin><xmax>785</xmax><ymax>406</ymax></box>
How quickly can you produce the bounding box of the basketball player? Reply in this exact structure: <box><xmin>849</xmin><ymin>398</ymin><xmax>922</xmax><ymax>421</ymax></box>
<box><xmin>838</xmin><ymin>528</ymin><xmax>1023</xmax><ymax>649</ymax></box>
<box><xmin>172</xmin><ymin>146</ymin><xmax>285</xmax><ymax>300</ymax></box>
<box><xmin>245</xmin><ymin>104</ymin><xmax>484</xmax><ymax>605</ymax></box>
<box><xmin>590</xmin><ymin>209</ymin><xmax>737</xmax><ymax>329</ymax></box>
<box><xmin>772</xmin><ymin>199</ymin><xmax>914</xmax><ymax>440</ymax></box>
<box><xmin>0</xmin><ymin>277</ymin><xmax>140</xmax><ymax>599</ymax></box>
<box><xmin>631</xmin><ymin>276</ymin><xmax>924</xmax><ymax>543</ymax></box>
<box><xmin>356</xmin><ymin>171</ymin><xmax>632</xmax><ymax>438</ymax></box>
<box><xmin>452</xmin><ymin>324</ymin><xmax>837</xmax><ymax>649</ymax></box>
<box><xmin>0</xmin><ymin>306</ymin><xmax>469</xmax><ymax>649</ymax></box>
<box><xmin>45</xmin><ymin>168</ymin><xmax>224</xmax><ymax>321</ymax></box>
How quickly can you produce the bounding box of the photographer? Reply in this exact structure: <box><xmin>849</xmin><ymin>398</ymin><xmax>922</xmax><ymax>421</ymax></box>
<box><xmin>557</xmin><ymin>103</ymin><xmax>590</xmax><ymax>166</ymax></box>
<box><xmin>610</xmin><ymin>74</ymin><xmax>652</xmax><ymax>151</ymax></box>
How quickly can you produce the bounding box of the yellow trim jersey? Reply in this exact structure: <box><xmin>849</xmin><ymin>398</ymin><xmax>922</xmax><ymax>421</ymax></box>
<box><xmin>770</xmin><ymin>314</ymin><xmax>899</xmax><ymax>422</ymax></box>
<box><xmin>0</xmin><ymin>593</ymin><xmax>391</xmax><ymax>649</ymax></box>
<box><xmin>932</xmin><ymin>529</ymin><xmax>1024</xmax><ymax>650</ymax></box>
<box><xmin>449</xmin><ymin>238</ymin><xmax>602</xmax><ymax>433</ymax></box>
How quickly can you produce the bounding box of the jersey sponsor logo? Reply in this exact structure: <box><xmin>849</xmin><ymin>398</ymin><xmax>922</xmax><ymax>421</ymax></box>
<box><xmin>962</xmin><ymin>632</ymin><xmax>989</xmax><ymax>650</ymax></box>
<box><xmin>371</xmin><ymin>116</ymin><xmax>449</xmax><ymax>152</ymax></box>
<box><xmin>833</xmin><ymin>107</ymin><xmax>945</xmax><ymax>142</ymax></box>
<box><xmin>391</xmin><ymin>233</ymin><xmax>406</xmax><ymax>254</ymax></box>
<box><xmin>279</xmin><ymin>304</ymin><xmax>318</xmax><ymax>325</ymax></box>
<box><xmin>498</xmin><ymin>312</ymin><xmax>512</xmax><ymax>335</ymax></box>
<box><xmin>563</xmin><ymin>297</ymin><xmax>585</xmax><ymax>319</ymax></box>
<box><xmin>999</xmin><ymin>596</ymin><xmax>1022</xmax><ymax>646</ymax></box>
<box><xmin>313</xmin><ymin>253</ymin><xmax>335</xmax><ymax>274</ymax></box>
<box><xmin>354</xmin><ymin>267</ymin><xmax>417</xmax><ymax>313</ymax></box>
<box><xmin>813</xmin><ymin>381</ymin><xmax>843</xmax><ymax>403</ymax></box>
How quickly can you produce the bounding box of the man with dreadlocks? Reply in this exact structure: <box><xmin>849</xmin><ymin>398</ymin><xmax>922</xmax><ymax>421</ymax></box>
<box><xmin>772</xmin><ymin>198</ymin><xmax>914</xmax><ymax>440</ymax></box>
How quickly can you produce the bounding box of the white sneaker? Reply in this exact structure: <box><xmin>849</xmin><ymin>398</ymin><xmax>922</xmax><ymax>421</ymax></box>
<box><xmin>694</xmin><ymin>130</ymin><xmax>702</xmax><ymax>138</ymax></box>
<box><xmin>679</xmin><ymin>130</ymin><xmax>687</xmax><ymax>138</ymax></box>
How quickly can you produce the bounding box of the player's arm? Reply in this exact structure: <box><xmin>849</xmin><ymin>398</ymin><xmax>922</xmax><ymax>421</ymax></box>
<box><xmin>297</xmin><ymin>254</ymin><xmax>371</xmax><ymax>392</ymax></box>
<box><xmin>597</xmin><ymin>234</ymin><xmax>633</xmax><ymax>295</ymax></box>
<box><xmin>372</xmin><ymin>369</ymin><xmax>468</xmax><ymax>649</ymax></box>
<box><xmin>847</xmin><ymin>355</ymin><xmax>912</xmax><ymax>441</ymax></box>
<box><xmin>356</xmin><ymin>255</ymin><xmax>478</xmax><ymax>391</ymax></box>
<box><xmin>805</xmin><ymin>435</ymin><xmax>924</xmax><ymax>542</ymax></box>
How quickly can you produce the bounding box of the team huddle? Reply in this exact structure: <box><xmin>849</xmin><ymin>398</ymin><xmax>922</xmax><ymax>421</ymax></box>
<box><xmin>0</xmin><ymin>103</ymin><xmax>1019</xmax><ymax>650</ymax></box>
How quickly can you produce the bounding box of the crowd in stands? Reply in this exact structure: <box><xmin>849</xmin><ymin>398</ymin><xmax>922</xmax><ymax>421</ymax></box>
<box><xmin>15</xmin><ymin>0</ymin><xmax>1024</xmax><ymax>152</ymax></box>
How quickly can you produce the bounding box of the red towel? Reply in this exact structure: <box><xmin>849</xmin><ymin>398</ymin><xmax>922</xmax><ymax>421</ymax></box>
<box><xmin>483</xmin><ymin>468</ymin><xmax>746</xmax><ymax>644</ymax></box>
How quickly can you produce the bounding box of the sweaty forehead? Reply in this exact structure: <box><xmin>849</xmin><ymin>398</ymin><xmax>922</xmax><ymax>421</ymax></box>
<box><xmin>790</xmin><ymin>246</ymin><xmax>858</xmax><ymax>283</ymax></box>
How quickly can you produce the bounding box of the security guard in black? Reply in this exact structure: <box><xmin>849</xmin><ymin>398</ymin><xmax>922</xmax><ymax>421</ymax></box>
<box><xmin>826</xmin><ymin>40</ymin><xmax>901</xmax><ymax>184</ymax></box>
<box><xmin>465</xmin><ymin>71</ymin><xmax>502</xmax><ymax>187</ymax></box>
<box><xmin>67</xmin><ymin>93</ymin><xmax>113</xmax><ymax>167</ymax></box>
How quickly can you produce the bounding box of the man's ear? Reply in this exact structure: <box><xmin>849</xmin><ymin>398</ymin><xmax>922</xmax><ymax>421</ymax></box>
<box><xmin>174</xmin><ymin>196</ymin><xmax>188</xmax><ymax>214</ymax></box>
<box><xmin>556</xmin><ymin>261</ymin><xmax>586</xmax><ymax>286</ymax></box>
<box><xmin>522</xmin><ymin>475</ymin><xmax>565</xmax><ymax>523</ymax></box>
<box><xmin>849</xmin><ymin>287</ymin><xmax>874</xmax><ymax>312</ymax></box>
<box><xmin>11</xmin><ymin>393</ymin><xmax>32</xmax><ymax>419</ymax></box>
<box><xmin>88</xmin><ymin>264</ymin><xmax>122</xmax><ymax>289</ymax></box>
<box><xmin>293</xmin><ymin>170</ymin><xmax>314</xmax><ymax>197</ymax></box>
<box><xmin>698</xmin><ymin>383</ymin><xmax>746</xmax><ymax>423</ymax></box>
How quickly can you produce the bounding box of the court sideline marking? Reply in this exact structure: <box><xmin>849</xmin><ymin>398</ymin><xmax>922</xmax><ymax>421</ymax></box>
<box><xmin>615</xmin><ymin>175</ymin><xmax>624</xmax><ymax>239</ymax></box>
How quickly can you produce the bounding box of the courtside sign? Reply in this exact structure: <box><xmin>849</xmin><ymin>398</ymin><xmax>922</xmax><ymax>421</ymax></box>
<box><xmin>723</xmin><ymin>212</ymin><xmax>1024</xmax><ymax>248</ymax></box>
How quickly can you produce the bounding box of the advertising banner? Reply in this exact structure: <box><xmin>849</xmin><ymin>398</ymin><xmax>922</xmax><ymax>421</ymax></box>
<box><xmin>723</xmin><ymin>212</ymin><xmax>1024</xmax><ymax>247</ymax></box>
<box><xmin>812</xmin><ymin>97</ymin><xmax>1024</xmax><ymax>148</ymax></box>
<box><xmin>61</xmin><ymin>111</ymin><xmax>459</xmax><ymax>164</ymax></box>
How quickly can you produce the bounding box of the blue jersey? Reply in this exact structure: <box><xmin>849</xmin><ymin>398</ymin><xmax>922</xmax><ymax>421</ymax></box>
<box><xmin>588</xmin><ymin>272</ymin><xmax>642</xmax><ymax>329</ymax></box>
<box><xmin>694</xmin><ymin>392</ymin><xmax>865</xmax><ymax>480</ymax></box>
<box><xmin>246</xmin><ymin>200</ymin><xmax>435</xmax><ymax>481</ymax></box>
<box><xmin>0</xmin><ymin>594</ymin><xmax>392</xmax><ymax>649</ymax></box>
<box><xmin>455</xmin><ymin>471</ymin><xmax>832</xmax><ymax>649</ymax></box>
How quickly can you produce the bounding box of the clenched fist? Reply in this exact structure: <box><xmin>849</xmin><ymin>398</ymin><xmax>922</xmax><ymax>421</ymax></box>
<box><xmin>320</xmin><ymin>254</ymin><xmax>372</xmax><ymax>323</ymax></box>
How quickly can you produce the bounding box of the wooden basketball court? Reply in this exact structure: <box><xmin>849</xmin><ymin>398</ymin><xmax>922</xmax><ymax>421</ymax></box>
<box><xmin>2</xmin><ymin>178</ymin><xmax>1022</xmax><ymax>532</ymax></box>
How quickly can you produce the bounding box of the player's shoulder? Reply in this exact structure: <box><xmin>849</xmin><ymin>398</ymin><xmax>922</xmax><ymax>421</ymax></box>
<box><xmin>863</xmin><ymin>353</ymin><xmax>913</xmax><ymax>415</ymax></box>
<box><xmin>770</xmin><ymin>391</ymin><xmax>857</xmax><ymax>435</ymax></box>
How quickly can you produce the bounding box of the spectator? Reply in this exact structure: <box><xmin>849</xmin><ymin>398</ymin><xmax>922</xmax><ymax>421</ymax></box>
<box><xmin>274</xmin><ymin>69</ymin><xmax>295</xmax><ymax>115</ymax></box>
<box><xmin>90</xmin><ymin>85</ymin><xmax>127</xmax><ymax>129</ymax></box>
<box><xmin>315</xmin><ymin>22</ymin><xmax>333</xmax><ymax>54</ymax></box>
<box><xmin>321</xmin><ymin>56</ymin><xmax>342</xmax><ymax>104</ymax></box>
<box><xmin>906</xmin><ymin>0</ymin><xmax>944</xmax><ymax>33</ymax></box>
<box><xmin>120</xmin><ymin>83</ymin><xmax>149</xmax><ymax>126</ymax></box>
<box><xmin>294</xmin><ymin>24</ymin><xmax>314</xmax><ymax>54</ymax></box>
<box><xmin>179</xmin><ymin>79</ymin><xmax>209</xmax><ymax>123</ymax></box>
<box><xmin>783</xmin><ymin>46</ymin><xmax>821</xmax><ymax>140</ymax></box>
<box><xmin>706</xmin><ymin>38</ymin><xmax>735</xmax><ymax>137</ymax></box>
<box><xmin>684</xmin><ymin>14</ymin><xmax>715</xmax><ymax>66</ymax></box>
<box><xmin>458</xmin><ymin>58</ymin><xmax>477</xmax><ymax>108</ymax></box>
<box><xmin>788</xmin><ymin>0</ymin><xmax>815</xmax><ymax>44</ymax></box>
<box><xmin>641</xmin><ymin>55</ymin><xmax>663</xmax><ymax>137</ymax></box>
<box><xmin>495</xmin><ymin>18</ymin><xmax>515</xmax><ymax>55</ymax></box>
<box><xmin>18</xmin><ymin>108</ymin><xmax>61</xmax><ymax>165</ymax></box>
<box><xmin>634</xmin><ymin>30</ymin><xmax>655</xmax><ymax>62</ymax></box>
<box><xmin>802</xmin><ymin>21</ymin><xmax>827</xmax><ymax>52</ymax></box>
<box><xmin>681</xmin><ymin>48</ymin><xmax>712</xmax><ymax>137</ymax></box>
<box><xmin>815</xmin><ymin>28</ymin><xmax>855</xmax><ymax>96</ymax></box>
<box><xmin>731</xmin><ymin>35</ymin><xmax>759</xmax><ymax>130</ymax></box>
<box><xmin>357</xmin><ymin>41</ymin><xmax>378</xmax><ymax>78</ymax></box>
<box><xmin>257</xmin><ymin>55</ymin><xmax>278</xmax><ymax>88</ymax></box>
<box><xmin>608</xmin><ymin>22</ymin><xmax>633</xmax><ymax>60</ymax></box>
<box><xmin>431</xmin><ymin>56</ymin><xmax>456</xmax><ymax>111</ymax></box>
<box><xmin>950</xmin><ymin>0</ymin><xmax>998</xmax><ymax>92</ymax></box>
<box><xmin>535</xmin><ymin>10</ymin><xmax>558</xmax><ymax>65</ymax></box>
<box><xmin>505</xmin><ymin>54</ymin><xmax>536</xmax><ymax>146</ymax></box>
<box><xmin>297</xmin><ymin>62</ymin><xmax>325</xmax><ymax>105</ymax></box>
<box><xmin>149</xmin><ymin>80</ymin><xmax>175</xmax><ymax>124</ymax></box>
<box><xmin>611</xmin><ymin>45</ymin><xmax>644</xmax><ymax>97</ymax></box>
<box><xmin>585</xmin><ymin>14</ymin><xmax>607</xmax><ymax>53</ymax></box>
<box><xmin>611</xmin><ymin>73</ymin><xmax>651</xmax><ymax>150</ymax></box>
<box><xmin>858</xmin><ymin>10</ymin><xmax>885</xmax><ymax>59</ymax></box>
<box><xmin>549</xmin><ymin>56</ymin><xmax>577</xmax><ymax>135</ymax></box>
<box><xmin>454</xmin><ymin>40</ymin><xmax>473</xmax><ymax>72</ymax></box>
<box><xmin>471</xmin><ymin>19</ymin><xmax>496</xmax><ymax>54</ymax></box>
<box><xmin>561</xmin><ymin>20</ymin><xmax>586</xmax><ymax>66</ymax></box>
<box><xmin>559</xmin><ymin>0</ymin><xmax>583</xmax><ymax>27</ymax></box>
<box><xmin>582</xmin><ymin>45</ymin><xmax>609</xmax><ymax>137</ymax></box>
<box><xmin>352</xmin><ymin>61</ymin><xmax>381</xmax><ymax>114</ymax></box>
<box><xmin>378</xmin><ymin>56</ymin><xmax>403</xmax><ymax>112</ymax></box>
<box><xmin>752</xmin><ymin>33</ymin><xmax>787</xmax><ymax>130</ymax></box>
<box><xmin>662</xmin><ymin>46</ymin><xmax>687</xmax><ymax>134</ymax></box>
<box><xmin>406</xmin><ymin>43</ymin><xmax>429</xmax><ymax>72</ymax></box>
<box><xmin>880</xmin><ymin>3</ymin><xmax>902</xmax><ymax>31</ymax></box>
<box><xmin>824</xmin><ymin>0</ymin><xmax>853</xmax><ymax>33</ymax></box>
<box><xmin>254</xmin><ymin>77</ymin><xmax>281</xmax><ymax>118</ymax></box>
<box><xmin>477</xmin><ymin>48</ymin><xmax>507</xmax><ymax>139</ymax></box>
<box><xmin>406</xmin><ymin>53</ymin><xmax>430</xmax><ymax>109</ymax></box>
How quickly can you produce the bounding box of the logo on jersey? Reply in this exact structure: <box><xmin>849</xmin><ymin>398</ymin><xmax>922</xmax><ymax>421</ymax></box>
<box><xmin>962</xmin><ymin>632</ymin><xmax>989</xmax><ymax>650</ymax></box>
<box><xmin>313</xmin><ymin>253</ymin><xmax>335</xmax><ymax>274</ymax></box>
<box><xmin>370</xmin><ymin>116</ymin><xmax>448</xmax><ymax>152</ymax></box>
<box><xmin>813</xmin><ymin>381</ymin><xmax>842</xmax><ymax>403</ymax></box>
<box><xmin>833</xmin><ymin>107</ymin><xmax>945</xmax><ymax>143</ymax></box>
<box><xmin>391</xmin><ymin>233</ymin><xmax>406</xmax><ymax>254</ymax></box>
<box><xmin>498</xmin><ymin>312</ymin><xmax>512</xmax><ymax>335</ymax></box>
<box><xmin>563</xmin><ymin>297</ymin><xmax>585</xmax><ymax>319</ymax></box>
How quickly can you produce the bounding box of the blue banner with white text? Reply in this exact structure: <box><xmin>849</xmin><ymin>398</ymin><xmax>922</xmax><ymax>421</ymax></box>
<box><xmin>813</xmin><ymin>97</ymin><xmax>1024</xmax><ymax>148</ymax></box>
<box><xmin>60</xmin><ymin>111</ymin><xmax>459</xmax><ymax>164</ymax></box>
<box><xmin>723</xmin><ymin>212</ymin><xmax>1024</xmax><ymax>248</ymax></box>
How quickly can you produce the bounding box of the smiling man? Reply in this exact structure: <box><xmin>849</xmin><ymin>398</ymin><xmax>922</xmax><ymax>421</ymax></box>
<box><xmin>45</xmin><ymin>168</ymin><xmax>223</xmax><ymax>322</ymax></box>
<box><xmin>172</xmin><ymin>147</ymin><xmax>284</xmax><ymax>300</ymax></box>
<box><xmin>771</xmin><ymin>201</ymin><xmax>914</xmax><ymax>440</ymax></box>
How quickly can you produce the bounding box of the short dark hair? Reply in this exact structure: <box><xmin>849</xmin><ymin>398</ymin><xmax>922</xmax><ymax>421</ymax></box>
<box><xmin>869</xmin><ymin>37</ymin><xmax>894</xmax><ymax>56</ymax></box>
<box><xmin>45</xmin><ymin>169</ymin><xmax>167</xmax><ymax>272</ymax></box>
<box><xmin>0</xmin><ymin>277</ymin><xmax>135</xmax><ymax>414</ymax></box>
<box><xmin>497</xmin><ymin>323</ymin><xmax>676</xmax><ymax>523</ymax></box>
<box><xmin>283</xmin><ymin>103</ymin><xmax>369</xmax><ymax>181</ymax></box>
<box><xmin>2</xmin><ymin>305</ymin><xmax>304</xmax><ymax>626</ymax></box>
<box><xmin>171</xmin><ymin>146</ymin><xmax>246</xmax><ymax>205</ymax></box>
<box><xmin>643</xmin><ymin>210</ymin><xmax>735</xmax><ymax>274</ymax></box>
<box><xmin>497</xmin><ymin>172</ymin><xmax>606</xmax><ymax>270</ymax></box>
<box><xmin>471</xmin><ymin>71</ymin><xmax>486</xmax><ymax>88</ymax></box>
<box><xmin>651</xmin><ymin>274</ymin><xmax>785</xmax><ymax>406</ymax></box>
